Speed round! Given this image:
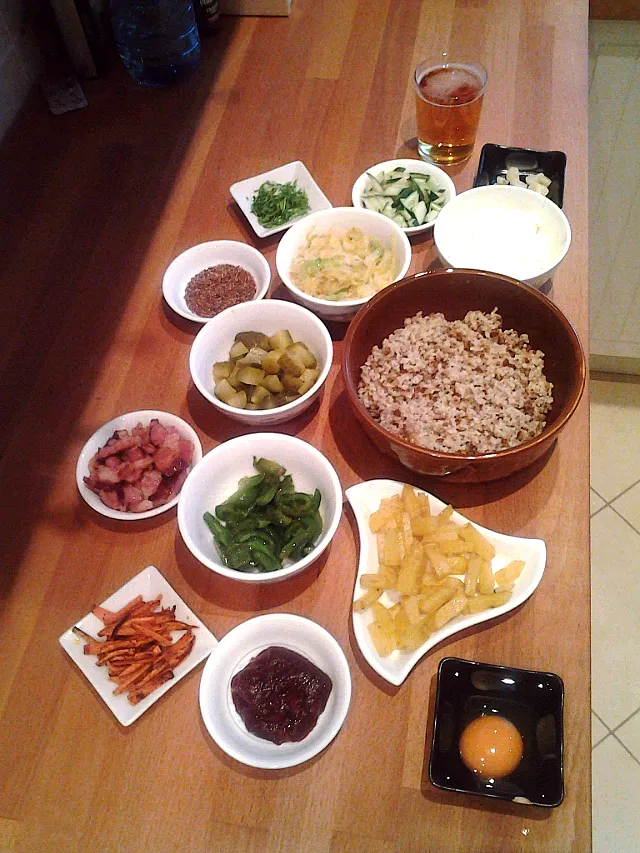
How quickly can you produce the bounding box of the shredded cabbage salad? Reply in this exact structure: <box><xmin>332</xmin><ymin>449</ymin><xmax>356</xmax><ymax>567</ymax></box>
<box><xmin>289</xmin><ymin>227</ymin><xmax>397</xmax><ymax>301</ymax></box>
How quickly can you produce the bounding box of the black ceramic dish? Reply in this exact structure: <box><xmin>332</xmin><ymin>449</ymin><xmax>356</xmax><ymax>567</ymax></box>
<box><xmin>474</xmin><ymin>143</ymin><xmax>567</xmax><ymax>208</ymax></box>
<box><xmin>429</xmin><ymin>657</ymin><xmax>564</xmax><ymax>807</ymax></box>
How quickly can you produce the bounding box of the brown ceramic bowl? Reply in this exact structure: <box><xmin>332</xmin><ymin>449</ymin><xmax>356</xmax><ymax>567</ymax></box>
<box><xmin>342</xmin><ymin>269</ymin><xmax>586</xmax><ymax>482</ymax></box>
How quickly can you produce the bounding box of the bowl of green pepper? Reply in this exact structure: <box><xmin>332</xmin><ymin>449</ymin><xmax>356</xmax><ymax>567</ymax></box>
<box><xmin>177</xmin><ymin>433</ymin><xmax>343</xmax><ymax>583</ymax></box>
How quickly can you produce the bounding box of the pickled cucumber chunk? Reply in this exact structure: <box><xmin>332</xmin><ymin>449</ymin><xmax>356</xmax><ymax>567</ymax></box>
<box><xmin>213</xmin><ymin>329</ymin><xmax>321</xmax><ymax>410</ymax></box>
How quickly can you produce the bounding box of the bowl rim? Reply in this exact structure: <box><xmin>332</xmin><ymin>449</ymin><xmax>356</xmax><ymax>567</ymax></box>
<box><xmin>342</xmin><ymin>268</ymin><xmax>586</xmax><ymax>464</ymax></box>
<box><xmin>433</xmin><ymin>185</ymin><xmax>572</xmax><ymax>281</ymax></box>
<box><xmin>351</xmin><ymin>158</ymin><xmax>456</xmax><ymax>235</ymax></box>
<box><xmin>276</xmin><ymin>206</ymin><xmax>412</xmax><ymax>309</ymax></box>
<box><xmin>177</xmin><ymin>432</ymin><xmax>344</xmax><ymax>581</ymax></box>
<box><xmin>188</xmin><ymin>298</ymin><xmax>334</xmax><ymax>420</ymax></box>
<box><xmin>162</xmin><ymin>239</ymin><xmax>271</xmax><ymax>324</ymax></box>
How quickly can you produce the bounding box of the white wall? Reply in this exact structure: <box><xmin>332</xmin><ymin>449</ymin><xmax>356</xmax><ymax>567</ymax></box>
<box><xmin>0</xmin><ymin>0</ymin><xmax>41</xmax><ymax>141</ymax></box>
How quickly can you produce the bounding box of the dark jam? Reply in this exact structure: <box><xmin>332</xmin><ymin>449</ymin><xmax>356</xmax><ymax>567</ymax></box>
<box><xmin>231</xmin><ymin>646</ymin><xmax>332</xmax><ymax>745</ymax></box>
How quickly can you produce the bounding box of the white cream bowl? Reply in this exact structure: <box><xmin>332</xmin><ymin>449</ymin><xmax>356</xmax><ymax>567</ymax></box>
<box><xmin>189</xmin><ymin>298</ymin><xmax>333</xmax><ymax>426</ymax></box>
<box><xmin>275</xmin><ymin>207</ymin><xmax>412</xmax><ymax>322</ymax></box>
<box><xmin>162</xmin><ymin>240</ymin><xmax>271</xmax><ymax>324</ymax></box>
<box><xmin>433</xmin><ymin>185</ymin><xmax>571</xmax><ymax>290</ymax></box>
<box><xmin>177</xmin><ymin>433</ymin><xmax>343</xmax><ymax>584</ymax></box>
<box><xmin>351</xmin><ymin>158</ymin><xmax>456</xmax><ymax>236</ymax></box>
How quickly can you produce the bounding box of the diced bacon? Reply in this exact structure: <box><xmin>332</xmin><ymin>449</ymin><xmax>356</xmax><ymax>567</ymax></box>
<box><xmin>96</xmin><ymin>434</ymin><xmax>141</xmax><ymax>459</ymax></box>
<box><xmin>130</xmin><ymin>499</ymin><xmax>154</xmax><ymax>513</ymax></box>
<box><xmin>96</xmin><ymin>465</ymin><xmax>122</xmax><ymax>485</ymax></box>
<box><xmin>84</xmin><ymin>419</ymin><xmax>195</xmax><ymax>514</ymax></box>
<box><xmin>149</xmin><ymin>419</ymin><xmax>168</xmax><ymax>447</ymax></box>
<box><xmin>178</xmin><ymin>439</ymin><xmax>194</xmax><ymax>464</ymax></box>
<box><xmin>153</xmin><ymin>445</ymin><xmax>180</xmax><ymax>475</ymax></box>
<box><xmin>125</xmin><ymin>446</ymin><xmax>145</xmax><ymax>463</ymax></box>
<box><xmin>139</xmin><ymin>468</ymin><xmax>163</xmax><ymax>498</ymax></box>
<box><xmin>99</xmin><ymin>490</ymin><xmax>123</xmax><ymax>511</ymax></box>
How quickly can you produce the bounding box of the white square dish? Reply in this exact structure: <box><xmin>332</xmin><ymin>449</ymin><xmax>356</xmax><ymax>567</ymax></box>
<box><xmin>59</xmin><ymin>565</ymin><xmax>218</xmax><ymax>726</ymax></box>
<box><xmin>230</xmin><ymin>160</ymin><xmax>332</xmax><ymax>238</ymax></box>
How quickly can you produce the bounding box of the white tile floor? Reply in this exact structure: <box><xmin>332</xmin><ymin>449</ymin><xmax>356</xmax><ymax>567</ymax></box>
<box><xmin>590</xmin><ymin>378</ymin><xmax>640</xmax><ymax>853</ymax></box>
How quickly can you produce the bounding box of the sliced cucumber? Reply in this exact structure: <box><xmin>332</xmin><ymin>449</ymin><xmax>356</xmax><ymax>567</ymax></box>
<box><xmin>359</xmin><ymin>166</ymin><xmax>448</xmax><ymax>228</ymax></box>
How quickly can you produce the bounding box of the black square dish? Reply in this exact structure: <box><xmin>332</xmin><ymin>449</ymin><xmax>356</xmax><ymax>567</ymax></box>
<box><xmin>429</xmin><ymin>657</ymin><xmax>564</xmax><ymax>807</ymax></box>
<box><xmin>474</xmin><ymin>143</ymin><xmax>566</xmax><ymax>207</ymax></box>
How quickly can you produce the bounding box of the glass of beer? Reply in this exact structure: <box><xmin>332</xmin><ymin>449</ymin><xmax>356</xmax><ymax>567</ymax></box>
<box><xmin>414</xmin><ymin>55</ymin><xmax>487</xmax><ymax>166</ymax></box>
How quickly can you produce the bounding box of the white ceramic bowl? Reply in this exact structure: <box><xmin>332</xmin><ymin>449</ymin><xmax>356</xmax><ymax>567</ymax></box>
<box><xmin>351</xmin><ymin>158</ymin><xmax>456</xmax><ymax>236</ymax></box>
<box><xmin>433</xmin><ymin>185</ymin><xmax>571</xmax><ymax>290</ymax></box>
<box><xmin>177</xmin><ymin>433</ymin><xmax>343</xmax><ymax>583</ymax></box>
<box><xmin>199</xmin><ymin>613</ymin><xmax>351</xmax><ymax>768</ymax></box>
<box><xmin>76</xmin><ymin>410</ymin><xmax>203</xmax><ymax>521</ymax></box>
<box><xmin>189</xmin><ymin>298</ymin><xmax>333</xmax><ymax>426</ymax></box>
<box><xmin>162</xmin><ymin>240</ymin><xmax>271</xmax><ymax>323</ymax></box>
<box><xmin>275</xmin><ymin>207</ymin><xmax>412</xmax><ymax>322</ymax></box>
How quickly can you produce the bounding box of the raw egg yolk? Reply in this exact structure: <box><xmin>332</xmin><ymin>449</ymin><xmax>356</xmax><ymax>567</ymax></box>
<box><xmin>459</xmin><ymin>715</ymin><xmax>523</xmax><ymax>779</ymax></box>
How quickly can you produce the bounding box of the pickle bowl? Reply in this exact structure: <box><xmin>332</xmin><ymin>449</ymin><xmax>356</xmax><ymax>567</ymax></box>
<box><xmin>177</xmin><ymin>433</ymin><xmax>343</xmax><ymax>584</ymax></box>
<box><xmin>276</xmin><ymin>207</ymin><xmax>412</xmax><ymax>322</ymax></box>
<box><xmin>189</xmin><ymin>298</ymin><xmax>333</xmax><ymax>426</ymax></box>
<box><xmin>199</xmin><ymin>613</ymin><xmax>352</xmax><ymax>769</ymax></box>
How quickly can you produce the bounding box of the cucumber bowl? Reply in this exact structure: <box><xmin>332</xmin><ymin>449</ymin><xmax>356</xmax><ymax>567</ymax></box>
<box><xmin>351</xmin><ymin>158</ymin><xmax>456</xmax><ymax>236</ymax></box>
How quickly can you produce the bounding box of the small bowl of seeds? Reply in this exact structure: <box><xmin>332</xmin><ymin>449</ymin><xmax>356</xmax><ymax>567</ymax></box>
<box><xmin>162</xmin><ymin>240</ymin><xmax>271</xmax><ymax>324</ymax></box>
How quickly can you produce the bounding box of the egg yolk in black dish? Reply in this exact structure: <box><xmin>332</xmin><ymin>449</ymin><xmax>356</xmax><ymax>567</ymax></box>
<box><xmin>459</xmin><ymin>714</ymin><xmax>523</xmax><ymax>779</ymax></box>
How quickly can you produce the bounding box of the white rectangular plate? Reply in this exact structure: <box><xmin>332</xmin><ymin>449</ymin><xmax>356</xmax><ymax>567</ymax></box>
<box><xmin>59</xmin><ymin>565</ymin><xmax>217</xmax><ymax>726</ymax></box>
<box><xmin>346</xmin><ymin>480</ymin><xmax>546</xmax><ymax>686</ymax></box>
<box><xmin>230</xmin><ymin>160</ymin><xmax>332</xmax><ymax>238</ymax></box>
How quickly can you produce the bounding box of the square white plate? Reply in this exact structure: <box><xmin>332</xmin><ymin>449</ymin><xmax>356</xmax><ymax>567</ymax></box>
<box><xmin>59</xmin><ymin>565</ymin><xmax>218</xmax><ymax>726</ymax></box>
<box><xmin>230</xmin><ymin>160</ymin><xmax>332</xmax><ymax>238</ymax></box>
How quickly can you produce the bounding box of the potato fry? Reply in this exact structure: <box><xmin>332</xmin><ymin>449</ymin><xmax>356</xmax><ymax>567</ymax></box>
<box><xmin>354</xmin><ymin>486</ymin><xmax>528</xmax><ymax>657</ymax></box>
<box><xmin>494</xmin><ymin>560</ymin><xmax>525</xmax><ymax>586</ymax></box>
<box><xmin>78</xmin><ymin>594</ymin><xmax>197</xmax><ymax>705</ymax></box>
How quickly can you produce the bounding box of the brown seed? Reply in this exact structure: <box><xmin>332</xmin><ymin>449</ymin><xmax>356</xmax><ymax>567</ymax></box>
<box><xmin>185</xmin><ymin>264</ymin><xmax>256</xmax><ymax>317</ymax></box>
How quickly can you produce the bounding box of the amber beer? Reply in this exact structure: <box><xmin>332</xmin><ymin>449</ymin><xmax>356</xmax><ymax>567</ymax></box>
<box><xmin>414</xmin><ymin>58</ymin><xmax>487</xmax><ymax>165</ymax></box>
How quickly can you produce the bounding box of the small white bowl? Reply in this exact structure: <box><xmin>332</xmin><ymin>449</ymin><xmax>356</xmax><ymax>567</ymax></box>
<box><xmin>199</xmin><ymin>613</ymin><xmax>351</xmax><ymax>769</ymax></box>
<box><xmin>177</xmin><ymin>433</ymin><xmax>343</xmax><ymax>583</ymax></box>
<box><xmin>433</xmin><ymin>185</ymin><xmax>571</xmax><ymax>290</ymax></box>
<box><xmin>76</xmin><ymin>410</ymin><xmax>203</xmax><ymax>521</ymax></box>
<box><xmin>162</xmin><ymin>240</ymin><xmax>271</xmax><ymax>324</ymax></box>
<box><xmin>230</xmin><ymin>161</ymin><xmax>333</xmax><ymax>239</ymax></box>
<box><xmin>351</xmin><ymin>158</ymin><xmax>456</xmax><ymax>236</ymax></box>
<box><xmin>276</xmin><ymin>207</ymin><xmax>412</xmax><ymax>323</ymax></box>
<box><xmin>189</xmin><ymin>298</ymin><xmax>333</xmax><ymax>426</ymax></box>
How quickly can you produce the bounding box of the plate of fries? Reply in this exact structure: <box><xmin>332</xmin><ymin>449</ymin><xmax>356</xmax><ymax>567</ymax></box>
<box><xmin>59</xmin><ymin>565</ymin><xmax>217</xmax><ymax>725</ymax></box>
<box><xmin>346</xmin><ymin>481</ymin><xmax>546</xmax><ymax>686</ymax></box>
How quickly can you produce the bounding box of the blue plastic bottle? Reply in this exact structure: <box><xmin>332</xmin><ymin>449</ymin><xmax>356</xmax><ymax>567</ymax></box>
<box><xmin>110</xmin><ymin>0</ymin><xmax>201</xmax><ymax>87</ymax></box>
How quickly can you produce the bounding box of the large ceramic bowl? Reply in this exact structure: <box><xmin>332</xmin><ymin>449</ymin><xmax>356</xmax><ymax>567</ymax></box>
<box><xmin>275</xmin><ymin>207</ymin><xmax>412</xmax><ymax>322</ymax></box>
<box><xmin>342</xmin><ymin>269</ymin><xmax>586</xmax><ymax>482</ymax></box>
<box><xmin>433</xmin><ymin>185</ymin><xmax>571</xmax><ymax>290</ymax></box>
<box><xmin>189</xmin><ymin>298</ymin><xmax>333</xmax><ymax>426</ymax></box>
<box><xmin>177</xmin><ymin>433</ymin><xmax>343</xmax><ymax>583</ymax></box>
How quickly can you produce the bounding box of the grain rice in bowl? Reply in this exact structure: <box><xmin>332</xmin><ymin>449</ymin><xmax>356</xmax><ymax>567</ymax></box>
<box><xmin>342</xmin><ymin>269</ymin><xmax>586</xmax><ymax>483</ymax></box>
<box><xmin>358</xmin><ymin>309</ymin><xmax>553</xmax><ymax>455</ymax></box>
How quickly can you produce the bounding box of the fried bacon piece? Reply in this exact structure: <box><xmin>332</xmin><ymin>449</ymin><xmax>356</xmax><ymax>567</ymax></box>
<box><xmin>83</xmin><ymin>419</ymin><xmax>194</xmax><ymax>513</ymax></box>
<box><xmin>72</xmin><ymin>594</ymin><xmax>197</xmax><ymax>706</ymax></box>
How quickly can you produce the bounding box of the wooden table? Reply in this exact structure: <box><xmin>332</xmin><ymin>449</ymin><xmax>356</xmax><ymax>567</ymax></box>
<box><xmin>0</xmin><ymin>1</ymin><xmax>590</xmax><ymax>850</ymax></box>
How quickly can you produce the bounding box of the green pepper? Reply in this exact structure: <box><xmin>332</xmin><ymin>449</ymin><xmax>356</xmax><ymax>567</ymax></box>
<box><xmin>253</xmin><ymin>457</ymin><xmax>286</xmax><ymax>477</ymax></box>
<box><xmin>277</xmin><ymin>489</ymin><xmax>322</xmax><ymax>518</ymax></box>
<box><xmin>204</xmin><ymin>512</ymin><xmax>233</xmax><ymax>549</ymax></box>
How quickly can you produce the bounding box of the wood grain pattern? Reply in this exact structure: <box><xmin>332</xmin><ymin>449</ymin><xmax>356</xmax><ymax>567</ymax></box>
<box><xmin>0</xmin><ymin>1</ymin><xmax>590</xmax><ymax>851</ymax></box>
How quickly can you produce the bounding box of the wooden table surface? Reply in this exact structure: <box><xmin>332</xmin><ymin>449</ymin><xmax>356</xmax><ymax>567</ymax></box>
<box><xmin>0</xmin><ymin>1</ymin><xmax>590</xmax><ymax>851</ymax></box>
